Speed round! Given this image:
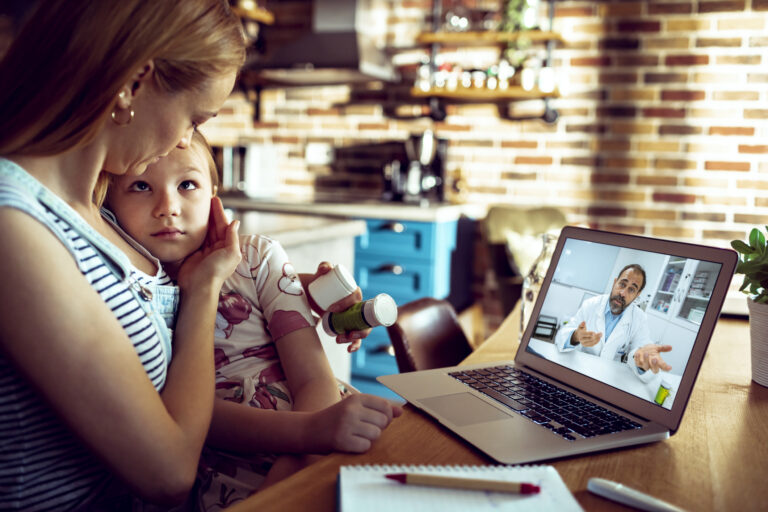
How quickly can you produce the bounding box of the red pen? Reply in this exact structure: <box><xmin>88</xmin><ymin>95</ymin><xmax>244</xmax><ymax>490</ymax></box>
<box><xmin>385</xmin><ymin>473</ymin><xmax>540</xmax><ymax>494</ymax></box>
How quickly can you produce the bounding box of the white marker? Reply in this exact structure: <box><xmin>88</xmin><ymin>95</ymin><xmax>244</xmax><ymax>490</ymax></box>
<box><xmin>587</xmin><ymin>478</ymin><xmax>686</xmax><ymax>512</ymax></box>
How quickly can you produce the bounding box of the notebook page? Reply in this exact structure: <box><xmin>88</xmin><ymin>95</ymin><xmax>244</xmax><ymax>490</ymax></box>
<box><xmin>338</xmin><ymin>464</ymin><xmax>582</xmax><ymax>512</ymax></box>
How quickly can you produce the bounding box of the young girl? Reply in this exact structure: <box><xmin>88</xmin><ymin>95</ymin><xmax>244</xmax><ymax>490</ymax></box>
<box><xmin>106</xmin><ymin>131</ymin><xmax>402</xmax><ymax>510</ymax></box>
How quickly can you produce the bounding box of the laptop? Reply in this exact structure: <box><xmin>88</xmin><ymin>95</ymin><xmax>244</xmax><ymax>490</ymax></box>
<box><xmin>378</xmin><ymin>226</ymin><xmax>737</xmax><ymax>464</ymax></box>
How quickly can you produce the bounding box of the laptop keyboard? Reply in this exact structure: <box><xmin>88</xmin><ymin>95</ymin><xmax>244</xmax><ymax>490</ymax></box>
<box><xmin>448</xmin><ymin>365</ymin><xmax>642</xmax><ymax>441</ymax></box>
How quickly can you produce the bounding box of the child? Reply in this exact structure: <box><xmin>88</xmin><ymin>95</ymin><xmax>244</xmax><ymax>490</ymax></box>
<box><xmin>105</xmin><ymin>131</ymin><xmax>401</xmax><ymax>510</ymax></box>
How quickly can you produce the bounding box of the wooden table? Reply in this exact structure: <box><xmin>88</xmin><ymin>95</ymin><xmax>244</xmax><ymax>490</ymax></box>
<box><xmin>229</xmin><ymin>307</ymin><xmax>768</xmax><ymax>511</ymax></box>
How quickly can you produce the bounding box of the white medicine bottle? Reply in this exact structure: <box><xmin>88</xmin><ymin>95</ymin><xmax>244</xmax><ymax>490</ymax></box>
<box><xmin>308</xmin><ymin>264</ymin><xmax>358</xmax><ymax>310</ymax></box>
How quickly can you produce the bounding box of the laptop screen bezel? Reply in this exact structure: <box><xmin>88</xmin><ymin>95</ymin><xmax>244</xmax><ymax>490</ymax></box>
<box><xmin>515</xmin><ymin>225</ymin><xmax>737</xmax><ymax>433</ymax></box>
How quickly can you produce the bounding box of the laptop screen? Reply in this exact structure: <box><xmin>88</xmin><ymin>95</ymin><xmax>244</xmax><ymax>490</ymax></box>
<box><xmin>525</xmin><ymin>236</ymin><xmax>724</xmax><ymax>411</ymax></box>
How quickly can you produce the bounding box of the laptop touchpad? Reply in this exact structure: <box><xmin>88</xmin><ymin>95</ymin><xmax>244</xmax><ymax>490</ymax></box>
<box><xmin>420</xmin><ymin>393</ymin><xmax>512</xmax><ymax>427</ymax></box>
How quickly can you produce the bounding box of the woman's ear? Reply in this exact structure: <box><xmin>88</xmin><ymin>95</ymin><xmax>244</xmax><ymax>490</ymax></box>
<box><xmin>127</xmin><ymin>60</ymin><xmax>156</xmax><ymax>99</ymax></box>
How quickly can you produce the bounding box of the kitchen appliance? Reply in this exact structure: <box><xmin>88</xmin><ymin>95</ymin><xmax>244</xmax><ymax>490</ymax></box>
<box><xmin>383</xmin><ymin>130</ymin><xmax>446</xmax><ymax>204</ymax></box>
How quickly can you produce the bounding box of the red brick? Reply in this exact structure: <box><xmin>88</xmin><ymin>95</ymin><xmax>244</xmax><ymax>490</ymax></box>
<box><xmin>617</xmin><ymin>20</ymin><xmax>662</xmax><ymax>32</ymax></box>
<box><xmin>653</xmin><ymin>192</ymin><xmax>697</xmax><ymax>203</ymax></box>
<box><xmin>705</xmin><ymin>161</ymin><xmax>750</xmax><ymax>171</ymax></box>
<box><xmin>756</xmin><ymin>0</ymin><xmax>768</xmax><ymax>10</ymax></box>
<box><xmin>645</xmin><ymin>72</ymin><xmax>688</xmax><ymax>83</ymax></box>
<box><xmin>659</xmin><ymin>125</ymin><xmax>702</xmax><ymax>135</ymax></box>
<box><xmin>357</xmin><ymin>122</ymin><xmax>388</xmax><ymax>130</ymax></box>
<box><xmin>598</xmin><ymin>73</ymin><xmax>639</xmax><ymax>84</ymax></box>
<box><xmin>748</xmin><ymin>73</ymin><xmax>768</xmax><ymax>83</ymax></box>
<box><xmin>735</xmin><ymin>213</ymin><xmax>768</xmax><ymax>224</ymax></box>
<box><xmin>661</xmin><ymin>90</ymin><xmax>706</xmax><ymax>101</ymax></box>
<box><xmin>682</xmin><ymin>212</ymin><xmax>727</xmax><ymax>222</ymax></box>
<box><xmin>643</xmin><ymin>108</ymin><xmax>686</xmax><ymax>118</ymax></box>
<box><xmin>709</xmin><ymin>126</ymin><xmax>755</xmax><ymax>136</ymax></box>
<box><xmin>739</xmin><ymin>145</ymin><xmax>768</xmax><ymax>154</ymax></box>
<box><xmin>501</xmin><ymin>141</ymin><xmax>538</xmax><ymax>149</ymax></box>
<box><xmin>648</xmin><ymin>2</ymin><xmax>694</xmax><ymax>14</ymax></box>
<box><xmin>698</xmin><ymin>1</ymin><xmax>747</xmax><ymax>12</ymax></box>
<box><xmin>597</xmin><ymin>106</ymin><xmax>638</xmax><ymax>118</ymax></box>
<box><xmin>750</xmin><ymin>37</ymin><xmax>768</xmax><ymax>47</ymax></box>
<box><xmin>514</xmin><ymin>156</ymin><xmax>553</xmax><ymax>165</ymax></box>
<box><xmin>555</xmin><ymin>6</ymin><xmax>596</xmax><ymax>16</ymax></box>
<box><xmin>665</xmin><ymin>55</ymin><xmax>709</xmax><ymax>66</ymax></box>
<box><xmin>588</xmin><ymin>206</ymin><xmax>629</xmax><ymax>217</ymax></box>
<box><xmin>655</xmin><ymin>159</ymin><xmax>697</xmax><ymax>170</ymax></box>
<box><xmin>591</xmin><ymin>173</ymin><xmax>631</xmax><ymax>185</ymax></box>
<box><xmin>571</xmin><ymin>56</ymin><xmax>612</xmax><ymax>67</ymax></box>
<box><xmin>696</xmin><ymin>37</ymin><xmax>742</xmax><ymax>48</ymax></box>
<box><xmin>637</xmin><ymin>175</ymin><xmax>679</xmax><ymax>186</ymax></box>
<box><xmin>599</xmin><ymin>38</ymin><xmax>641</xmax><ymax>50</ymax></box>
<box><xmin>636</xmin><ymin>209</ymin><xmax>677</xmax><ymax>221</ymax></box>
<box><xmin>683</xmin><ymin>212</ymin><xmax>725</xmax><ymax>222</ymax></box>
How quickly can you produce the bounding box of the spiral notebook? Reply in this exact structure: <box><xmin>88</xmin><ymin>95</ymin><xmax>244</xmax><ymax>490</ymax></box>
<box><xmin>338</xmin><ymin>464</ymin><xmax>582</xmax><ymax>511</ymax></box>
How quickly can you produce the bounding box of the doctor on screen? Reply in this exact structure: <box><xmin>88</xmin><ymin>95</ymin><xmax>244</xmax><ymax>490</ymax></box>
<box><xmin>555</xmin><ymin>264</ymin><xmax>673</xmax><ymax>381</ymax></box>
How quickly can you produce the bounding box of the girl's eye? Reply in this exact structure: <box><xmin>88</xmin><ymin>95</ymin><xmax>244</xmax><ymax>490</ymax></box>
<box><xmin>179</xmin><ymin>180</ymin><xmax>198</xmax><ymax>191</ymax></box>
<box><xmin>129</xmin><ymin>181</ymin><xmax>150</xmax><ymax>192</ymax></box>
<box><xmin>192</xmin><ymin>122</ymin><xmax>199</xmax><ymax>132</ymax></box>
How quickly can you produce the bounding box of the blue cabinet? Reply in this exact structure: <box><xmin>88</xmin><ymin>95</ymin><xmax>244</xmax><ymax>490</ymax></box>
<box><xmin>351</xmin><ymin>218</ymin><xmax>459</xmax><ymax>398</ymax></box>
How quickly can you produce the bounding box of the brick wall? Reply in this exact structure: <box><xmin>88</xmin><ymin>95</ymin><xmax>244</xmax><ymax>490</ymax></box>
<box><xmin>202</xmin><ymin>0</ymin><xmax>768</xmax><ymax>317</ymax></box>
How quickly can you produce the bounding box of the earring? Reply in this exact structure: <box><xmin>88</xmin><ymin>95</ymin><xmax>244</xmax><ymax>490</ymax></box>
<box><xmin>111</xmin><ymin>107</ymin><xmax>135</xmax><ymax>126</ymax></box>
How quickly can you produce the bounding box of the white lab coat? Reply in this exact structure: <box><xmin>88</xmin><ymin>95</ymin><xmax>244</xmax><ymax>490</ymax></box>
<box><xmin>555</xmin><ymin>294</ymin><xmax>655</xmax><ymax>382</ymax></box>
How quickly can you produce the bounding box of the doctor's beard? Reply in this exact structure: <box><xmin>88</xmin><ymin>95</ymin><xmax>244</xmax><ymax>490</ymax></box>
<box><xmin>609</xmin><ymin>294</ymin><xmax>627</xmax><ymax>314</ymax></box>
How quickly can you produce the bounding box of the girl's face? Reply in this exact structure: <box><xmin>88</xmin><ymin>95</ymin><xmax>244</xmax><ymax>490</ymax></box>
<box><xmin>104</xmin><ymin>71</ymin><xmax>236</xmax><ymax>177</ymax></box>
<box><xmin>108</xmin><ymin>143</ymin><xmax>215</xmax><ymax>268</ymax></box>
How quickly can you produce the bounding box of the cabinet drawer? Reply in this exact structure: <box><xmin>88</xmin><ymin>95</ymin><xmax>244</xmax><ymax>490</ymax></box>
<box><xmin>356</xmin><ymin>219</ymin><xmax>437</xmax><ymax>260</ymax></box>
<box><xmin>351</xmin><ymin>332</ymin><xmax>398</xmax><ymax>379</ymax></box>
<box><xmin>354</xmin><ymin>254</ymin><xmax>435</xmax><ymax>305</ymax></box>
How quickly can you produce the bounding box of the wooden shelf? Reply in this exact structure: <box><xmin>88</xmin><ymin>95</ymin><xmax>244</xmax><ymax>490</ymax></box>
<box><xmin>410</xmin><ymin>86</ymin><xmax>559</xmax><ymax>101</ymax></box>
<box><xmin>416</xmin><ymin>30</ymin><xmax>562</xmax><ymax>46</ymax></box>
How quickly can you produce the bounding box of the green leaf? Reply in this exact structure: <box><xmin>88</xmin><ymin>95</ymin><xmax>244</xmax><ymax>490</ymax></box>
<box><xmin>731</xmin><ymin>240</ymin><xmax>752</xmax><ymax>254</ymax></box>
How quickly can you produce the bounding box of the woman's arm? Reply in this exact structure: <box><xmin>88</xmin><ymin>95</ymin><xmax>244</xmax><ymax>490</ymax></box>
<box><xmin>0</xmin><ymin>208</ymin><xmax>238</xmax><ymax>506</ymax></box>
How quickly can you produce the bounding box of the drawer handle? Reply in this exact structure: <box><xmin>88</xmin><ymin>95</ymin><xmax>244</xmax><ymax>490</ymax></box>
<box><xmin>379</xmin><ymin>222</ymin><xmax>406</xmax><ymax>233</ymax></box>
<box><xmin>375</xmin><ymin>264</ymin><xmax>404</xmax><ymax>275</ymax></box>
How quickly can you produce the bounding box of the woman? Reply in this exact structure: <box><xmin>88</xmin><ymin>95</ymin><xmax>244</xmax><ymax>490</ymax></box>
<box><xmin>0</xmin><ymin>1</ymin><xmax>246</xmax><ymax>509</ymax></box>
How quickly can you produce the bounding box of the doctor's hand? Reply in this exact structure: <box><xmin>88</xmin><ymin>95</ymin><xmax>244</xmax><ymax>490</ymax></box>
<box><xmin>633</xmin><ymin>344</ymin><xmax>673</xmax><ymax>373</ymax></box>
<box><xmin>570</xmin><ymin>321</ymin><xmax>603</xmax><ymax>347</ymax></box>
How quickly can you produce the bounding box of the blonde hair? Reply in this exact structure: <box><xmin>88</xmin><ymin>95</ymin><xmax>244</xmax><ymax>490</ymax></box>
<box><xmin>0</xmin><ymin>0</ymin><xmax>245</xmax><ymax>156</ymax></box>
<box><xmin>96</xmin><ymin>130</ymin><xmax>220</xmax><ymax>207</ymax></box>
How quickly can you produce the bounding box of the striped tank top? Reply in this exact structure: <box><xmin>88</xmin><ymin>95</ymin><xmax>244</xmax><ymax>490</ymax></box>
<box><xmin>0</xmin><ymin>159</ymin><xmax>178</xmax><ymax>510</ymax></box>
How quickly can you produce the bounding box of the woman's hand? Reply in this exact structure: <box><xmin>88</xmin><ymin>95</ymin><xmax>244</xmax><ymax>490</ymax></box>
<box><xmin>304</xmin><ymin>394</ymin><xmax>402</xmax><ymax>454</ymax></box>
<box><xmin>176</xmin><ymin>197</ymin><xmax>241</xmax><ymax>292</ymax></box>
<box><xmin>301</xmin><ymin>262</ymin><xmax>371</xmax><ymax>353</ymax></box>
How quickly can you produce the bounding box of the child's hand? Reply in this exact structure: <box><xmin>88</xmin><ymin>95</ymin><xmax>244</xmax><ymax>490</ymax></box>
<box><xmin>299</xmin><ymin>261</ymin><xmax>371</xmax><ymax>353</ymax></box>
<box><xmin>308</xmin><ymin>393</ymin><xmax>402</xmax><ymax>454</ymax></box>
<box><xmin>302</xmin><ymin>262</ymin><xmax>371</xmax><ymax>352</ymax></box>
<box><xmin>176</xmin><ymin>197</ymin><xmax>241</xmax><ymax>291</ymax></box>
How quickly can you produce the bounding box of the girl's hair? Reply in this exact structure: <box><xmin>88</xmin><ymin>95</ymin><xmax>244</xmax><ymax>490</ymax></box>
<box><xmin>0</xmin><ymin>0</ymin><xmax>246</xmax><ymax>156</ymax></box>
<box><xmin>96</xmin><ymin>130</ymin><xmax>220</xmax><ymax>207</ymax></box>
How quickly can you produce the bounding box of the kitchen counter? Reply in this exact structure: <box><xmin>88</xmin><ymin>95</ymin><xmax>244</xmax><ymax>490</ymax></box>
<box><xmin>231</xmin><ymin>210</ymin><xmax>367</xmax><ymax>247</ymax></box>
<box><xmin>222</xmin><ymin>195</ymin><xmax>487</xmax><ymax>223</ymax></box>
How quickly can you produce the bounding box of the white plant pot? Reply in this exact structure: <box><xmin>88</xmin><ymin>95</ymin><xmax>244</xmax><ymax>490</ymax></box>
<box><xmin>747</xmin><ymin>298</ymin><xmax>768</xmax><ymax>387</ymax></box>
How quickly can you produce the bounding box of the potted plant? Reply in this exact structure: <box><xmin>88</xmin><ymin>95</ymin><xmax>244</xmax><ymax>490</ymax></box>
<box><xmin>731</xmin><ymin>226</ymin><xmax>768</xmax><ymax>386</ymax></box>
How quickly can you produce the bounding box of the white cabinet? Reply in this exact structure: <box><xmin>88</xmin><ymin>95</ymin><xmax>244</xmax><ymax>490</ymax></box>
<box><xmin>648</xmin><ymin>256</ymin><xmax>719</xmax><ymax>331</ymax></box>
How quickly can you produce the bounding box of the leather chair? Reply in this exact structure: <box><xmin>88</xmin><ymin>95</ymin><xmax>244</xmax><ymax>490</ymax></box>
<box><xmin>386</xmin><ymin>297</ymin><xmax>473</xmax><ymax>373</ymax></box>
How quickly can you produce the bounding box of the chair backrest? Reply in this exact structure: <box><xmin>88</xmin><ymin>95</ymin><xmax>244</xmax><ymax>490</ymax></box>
<box><xmin>386</xmin><ymin>297</ymin><xmax>473</xmax><ymax>373</ymax></box>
